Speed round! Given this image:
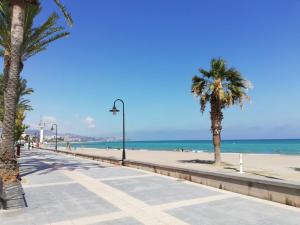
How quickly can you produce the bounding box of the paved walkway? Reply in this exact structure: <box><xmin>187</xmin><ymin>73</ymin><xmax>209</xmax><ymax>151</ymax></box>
<box><xmin>0</xmin><ymin>149</ymin><xmax>300</xmax><ymax>225</ymax></box>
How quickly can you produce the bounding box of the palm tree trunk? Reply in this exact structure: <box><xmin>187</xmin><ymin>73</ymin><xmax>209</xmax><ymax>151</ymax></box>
<box><xmin>3</xmin><ymin>50</ymin><xmax>10</xmax><ymax>90</ymax></box>
<box><xmin>210</xmin><ymin>98</ymin><xmax>223</xmax><ymax>165</ymax></box>
<box><xmin>0</xmin><ymin>1</ymin><xmax>25</xmax><ymax>183</ymax></box>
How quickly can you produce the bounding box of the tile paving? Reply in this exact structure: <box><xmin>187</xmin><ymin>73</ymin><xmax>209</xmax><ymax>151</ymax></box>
<box><xmin>0</xmin><ymin>149</ymin><xmax>299</xmax><ymax>225</ymax></box>
<box><xmin>103</xmin><ymin>176</ymin><xmax>218</xmax><ymax>205</ymax></box>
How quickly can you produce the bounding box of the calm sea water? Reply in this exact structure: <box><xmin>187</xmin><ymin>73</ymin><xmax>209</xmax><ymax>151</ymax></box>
<box><xmin>67</xmin><ymin>139</ymin><xmax>300</xmax><ymax>155</ymax></box>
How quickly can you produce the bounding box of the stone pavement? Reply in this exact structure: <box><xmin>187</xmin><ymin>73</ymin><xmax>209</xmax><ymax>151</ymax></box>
<box><xmin>0</xmin><ymin>149</ymin><xmax>300</xmax><ymax>225</ymax></box>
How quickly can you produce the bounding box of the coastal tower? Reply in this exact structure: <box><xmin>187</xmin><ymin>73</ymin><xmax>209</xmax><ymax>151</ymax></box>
<box><xmin>39</xmin><ymin>121</ymin><xmax>45</xmax><ymax>145</ymax></box>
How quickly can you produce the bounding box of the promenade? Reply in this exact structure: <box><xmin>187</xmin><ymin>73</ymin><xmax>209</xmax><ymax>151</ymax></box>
<box><xmin>0</xmin><ymin>149</ymin><xmax>300</xmax><ymax>225</ymax></box>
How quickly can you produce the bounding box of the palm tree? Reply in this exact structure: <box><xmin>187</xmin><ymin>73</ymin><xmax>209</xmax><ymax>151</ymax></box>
<box><xmin>191</xmin><ymin>58</ymin><xmax>251</xmax><ymax>164</ymax></box>
<box><xmin>0</xmin><ymin>0</ymin><xmax>71</xmax><ymax>183</ymax></box>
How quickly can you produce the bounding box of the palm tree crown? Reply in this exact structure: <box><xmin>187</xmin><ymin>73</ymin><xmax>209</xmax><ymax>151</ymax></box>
<box><xmin>192</xmin><ymin>58</ymin><xmax>251</xmax><ymax>113</ymax></box>
<box><xmin>0</xmin><ymin>2</ymin><xmax>70</xmax><ymax>63</ymax></box>
<box><xmin>0</xmin><ymin>0</ymin><xmax>73</xmax><ymax>26</ymax></box>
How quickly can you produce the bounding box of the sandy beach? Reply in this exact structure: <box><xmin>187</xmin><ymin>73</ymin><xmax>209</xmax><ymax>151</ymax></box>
<box><xmin>57</xmin><ymin>147</ymin><xmax>300</xmax><ymax>184</ymax></box>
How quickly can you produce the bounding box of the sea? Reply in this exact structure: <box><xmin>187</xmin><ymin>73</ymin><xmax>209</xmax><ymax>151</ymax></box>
<box><xmin>66</xmin><ymin>139</ymin><xmax>300</xmax><ymax>155</ymax></box>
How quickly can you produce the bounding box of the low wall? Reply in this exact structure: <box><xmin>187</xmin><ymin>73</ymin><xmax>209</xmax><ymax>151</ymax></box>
<box><xmin>41</xmin><ymin>148</ymin><xmax>300</xmax><ymax>207</ymax></box>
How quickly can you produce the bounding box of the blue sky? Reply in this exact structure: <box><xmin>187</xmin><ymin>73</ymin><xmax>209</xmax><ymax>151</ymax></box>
<box><xmin>8</xmin><ymin>0</ymin><xmax>300</xmax><ymax>140</ymax></box>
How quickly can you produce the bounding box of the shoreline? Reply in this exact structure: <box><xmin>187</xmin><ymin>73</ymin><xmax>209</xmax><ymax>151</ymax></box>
<box><xmin>55</xmin><ymin>145</ymin><xmax>300</xmax><ymax>156</ymax></box>
<box><xmin>45</xmin><ymin>138</ymin><xmax>300</xmax><ymax>155</ymax></box>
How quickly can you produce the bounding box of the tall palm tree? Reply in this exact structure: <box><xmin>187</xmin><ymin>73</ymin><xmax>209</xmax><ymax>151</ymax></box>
<box><xmin>0</xmin><ymin>0</ymin><xmax>71</xmax><ymax>183</ymax></box>
<box><xmin>191</xmin><ymin>58</ymin><xmax>251</xmax><ymax>164</ymax></box>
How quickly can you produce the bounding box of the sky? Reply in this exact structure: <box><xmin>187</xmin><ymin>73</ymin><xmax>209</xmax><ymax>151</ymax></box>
<box><xmin>6</xmin><ymin>0</ymin><xmax>300</xmax><ymax>140</ymax></box>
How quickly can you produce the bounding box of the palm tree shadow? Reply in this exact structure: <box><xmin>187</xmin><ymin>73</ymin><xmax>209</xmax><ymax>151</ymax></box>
<box><xmin>290</xmin><ymin>167</ymin><xmax>300</xmax><ymax>172</ymax></box>
<box><xmin>19</xmin><ymin>150</ymin><xmax>111</xmax><ymax>178</ymax></box>
<box><xmin>252</xmin><ymin>173</ymin><xmax>283</xmax><ymax>180</ymax></box>
<box><xmin>223</xmin><ymin>166</ymin><xmax>283</xmax><ymax>180</ymax></box>
<box><xmin>223</xmin><ymin>166</ymin><xmax>239</xmax><ymax>172</ymax></box>
<box><xmin>178</xmin><ymin>159</ymin><xmax>215</xmax><ymax>165</ymax></box>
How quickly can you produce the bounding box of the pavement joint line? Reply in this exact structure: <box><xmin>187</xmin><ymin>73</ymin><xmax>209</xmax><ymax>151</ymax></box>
<box><xmin>22</xmin><ymin>181</ymin><xmax>77</xmax><ymax>188</ymax></box>
<box><xmin>98</xmin><ymin>174</ymin><xmax>154</xmax><ymax>181</ymax></box>
<box><xmin>179</xmin><ymin>179</ymin><xmax>300</xmax><ymax>213</ymax></box>
<box><xmin>110</xmin><ymin>158</ymin><xmax>300</xmax><ymax>213</ymax></box>
<box><xmin>62</xmin><ymin>152</ymin><xmax>118</xmax><ymax>167</ymax></box>
<box><xmin>51</xmin><ymin>211</ymin><xmax>128</xmax><ymax>225</ymax></box>
<box><xmin>153</xmin><ymin>194</ymin><xmax>234</xmax><ymax>211</ymax></box>
<box><xmin>40</xmin><ymin>150</ymin><xmax>300</xmax><ymax>213</ymax></box>
<box><xmin>61</xmin><ymin>169</ymin><xmax>189</xmax><ymax>225</ymax></box>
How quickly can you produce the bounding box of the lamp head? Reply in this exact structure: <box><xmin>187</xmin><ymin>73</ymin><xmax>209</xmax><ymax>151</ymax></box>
<box><xmin>109</xmin><ymin>105</ymin><xmax>119</xmax><ymax>115</ymax></box>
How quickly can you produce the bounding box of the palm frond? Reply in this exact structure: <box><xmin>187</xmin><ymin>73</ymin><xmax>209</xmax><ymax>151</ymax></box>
<box><xmin>192</xmin><ymin>58</ymin><xmax>252</xmax><ymax>112</ymax></box>
<box><xmin>0</xmin><ymin>74</ymin><xmax>34</xmax><ymax>122</ymax></box>
<box><xmin>0</xmin><ymin>3</ymin><xmax>70</xmax><ymax>63</ymax></box>
<box><xmin>210</xmin><ymin>58</ymin><xmax>226</xmax><ymax>79</ymax></box>
<box><xmin>53</xmin><ymin>0</ymin><xmax>73</xmax><ymax>26</ymax></box>
<box><xmin>198</xmin><ymin>68</ymin><xmax>212</xmax><ymax>79</ymax></box>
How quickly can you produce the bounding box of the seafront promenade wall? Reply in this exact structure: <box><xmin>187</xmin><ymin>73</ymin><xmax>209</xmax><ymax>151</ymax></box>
<box><xmin>40</xmin><ymin>148</ymin><xmax>300</xmax><ymax>208</ymax></box>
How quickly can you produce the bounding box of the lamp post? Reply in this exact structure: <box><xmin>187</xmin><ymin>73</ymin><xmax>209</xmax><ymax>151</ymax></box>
<box><xmin>110</xmin><ymin>99</ymin><xmax>126</xmax><ymax>164</ymax></box>
<box><xmin>51</xmin><ymin>124</ymin><xmax>58</xmax><ymax>151</ymax></box>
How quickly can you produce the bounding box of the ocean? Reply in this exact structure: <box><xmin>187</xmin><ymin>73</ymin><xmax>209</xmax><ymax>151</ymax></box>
<box><xmin>67</xmin><ymin>139</ymin><xmax>300</xmax><ymax>155</ymax></box>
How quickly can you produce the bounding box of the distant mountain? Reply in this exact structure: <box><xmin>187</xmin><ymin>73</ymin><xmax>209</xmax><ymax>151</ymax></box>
<box><xmin>24</xmin><ymin>129</ymin><xmax>122</xmax><ymax>142</ymax></box>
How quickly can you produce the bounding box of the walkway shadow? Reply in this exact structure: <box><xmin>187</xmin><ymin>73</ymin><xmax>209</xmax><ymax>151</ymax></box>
<box><xmin>19</xmin><ymin>150</ymin><xmax>110</xmax><ymax>178</ymax></box>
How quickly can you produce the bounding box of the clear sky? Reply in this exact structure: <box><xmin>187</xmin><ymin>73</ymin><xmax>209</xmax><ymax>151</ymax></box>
<box><xmin>8</xmin><ymin>0</ymin><xmax>300</xmax><ymax>140</ymax></box>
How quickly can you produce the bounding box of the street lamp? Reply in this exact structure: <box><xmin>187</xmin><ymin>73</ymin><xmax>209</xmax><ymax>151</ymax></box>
<box><xmin>110</xmin><ymin>99</ymin><xmax>126</xmax><ymax>164</ymax></box>
<box><xmin>51</xmin><ymin>124</ymin><xmax>58</xmax><ymax>151</ymax></box>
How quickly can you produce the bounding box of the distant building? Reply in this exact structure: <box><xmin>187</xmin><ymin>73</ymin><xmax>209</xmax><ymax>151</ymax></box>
<box><xmin>63</xmin><ymin>135</ymin><xmax>81</xmax><ymax>142</ymax></box>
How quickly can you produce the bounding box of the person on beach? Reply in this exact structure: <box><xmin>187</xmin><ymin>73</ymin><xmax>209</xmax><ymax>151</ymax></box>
<box><xmin>66</xmin><ymin>142</ymin><xmax>72</xmax><ymax>151</ymax></box>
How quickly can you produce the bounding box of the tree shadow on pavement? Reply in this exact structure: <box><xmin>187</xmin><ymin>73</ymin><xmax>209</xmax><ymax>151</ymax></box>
<box><xmin>19</xmin><ymin>150</ymin><xmax>110</xmax><ymax>178</ymax></box>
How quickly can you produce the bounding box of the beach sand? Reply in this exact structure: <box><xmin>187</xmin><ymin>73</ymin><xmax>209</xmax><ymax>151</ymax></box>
<box><xmin>60</xmin><ymin>147</ymin><xmax>300</xmax><ymax>183</ymax></box>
